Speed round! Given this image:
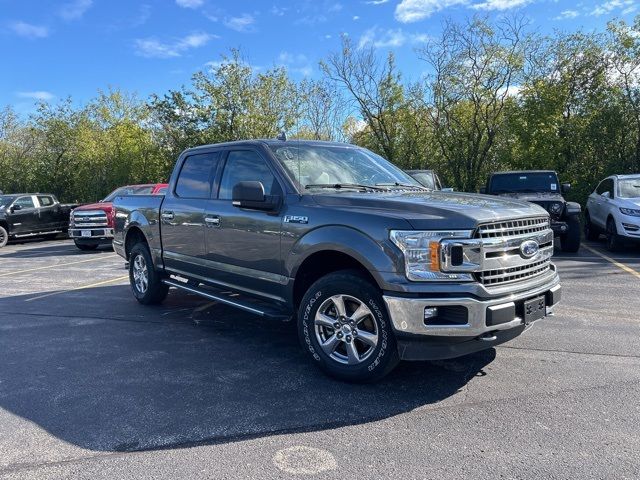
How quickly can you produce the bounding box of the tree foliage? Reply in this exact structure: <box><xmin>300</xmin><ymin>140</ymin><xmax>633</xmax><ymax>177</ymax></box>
<box><xmin>2</xmin><ymin>17</ymin><xmax>640</xmax><ymax>205</ymax></box>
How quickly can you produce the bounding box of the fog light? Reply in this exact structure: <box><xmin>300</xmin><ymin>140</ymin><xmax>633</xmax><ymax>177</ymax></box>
<box><xmin>424</xmin><ymin>307</ymin><xmax>438</xmax><ymax>319</ymax></box>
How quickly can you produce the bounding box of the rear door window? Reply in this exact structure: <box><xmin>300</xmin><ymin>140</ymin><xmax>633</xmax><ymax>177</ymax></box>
<box><xmin>37</xmin><ymin>195</ymin><xmax>54</xmax><ymax>207</ymax></box>
<box><xmin>175</xmin><ymin>152</ymin><xmax>220</xmax><ymax>198</ymax></box>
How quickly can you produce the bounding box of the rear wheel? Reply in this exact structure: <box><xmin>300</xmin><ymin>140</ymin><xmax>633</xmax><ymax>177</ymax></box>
<box><xmin>129</xmin><ymin>243</ymin><xmax>169</xmax><ymax>305</ymax></box>
<box><xmin>297</xmin><ymin>270</ymin><xmax>399</xmax><ymax>383</ymax></box>
<box><xmin>0</xmin><ymin>226</ymin><xmax>8</xmax><ymax>248</ymax></box>
<box><xmin>74</xmin><ymin>240</ymin><xmax>98</xmax><ymax>251</ymax></box>
<box><xmin>584</xmin><ymin>211</ymin><xmax>600</xmax><ymax>241</ymax></box>
<box><xmin>606</xmin><ymin>218</ymin><xmax>625</xmax><ymax>252</ymax></box>
<box><xmin>560</xmin><ymin>215</ymin><xmax>581</xmax><ymax>253</ymax></box>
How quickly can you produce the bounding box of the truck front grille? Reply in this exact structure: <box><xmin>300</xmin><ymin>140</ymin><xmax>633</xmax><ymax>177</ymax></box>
<box><xmin>72</xmin><ymin>210</ymin><xmax>109</xmax><ymax>228</ymax></box>
<box><xmin>477</xmin><ymin>217</ymin><xmax>550</xmax><ymax>239</ymax></box>
<box><xmin>474</xmin><ymin>216</ymin><xmax>553</xmax><ymax>287</ymax></box>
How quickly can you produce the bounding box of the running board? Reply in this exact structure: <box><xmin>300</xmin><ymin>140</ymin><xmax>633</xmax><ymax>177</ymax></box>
<box><xmin>162</xmin><ymin>279</ymin><xmax>291</xmax><ymax>321</ymax></box>
<box><xmin>13</xmin><ymin>230</ymin><xmax>64</xmax><ymax>238</ymax></box>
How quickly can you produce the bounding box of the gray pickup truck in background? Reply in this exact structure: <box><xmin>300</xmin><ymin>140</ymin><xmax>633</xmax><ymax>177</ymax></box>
<box><xmin>113</xmin><ymin>140</ymin><xmax>561</xmax><ymax>382</ymax></box>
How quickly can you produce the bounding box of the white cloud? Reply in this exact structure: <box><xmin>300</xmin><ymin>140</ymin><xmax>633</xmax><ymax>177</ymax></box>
<box><xmin>224</xmin><ymin>14</ymin><xmax>256</xmax><ymax>32</ymax></box>
<box><xmin>472</xmin><ymin>0</ymin><xmax>531</xmax><ymax>10</ymax></box>
<box><xmin>554</xmin><ymin>9</ymin><xmax>579</xmax><ymax>20</ymax></box>
<box><xmin>59</xmin><ymin>0</ymin><xmax>93</xmax><ymax>20</ymax></box>
<box><xmin>17</xmin><ymin>91</ymin><xmax>55</xmax><ymax>101</ymax></box>
<box><xmin>277</xmin><ymin>51</ymin><xmax>313</xmax><ymax>76</ymax></box>
<box><xmin>10</xmin><ymin>21</ymin><xmax>49</xmax><ymax>39</ymax></box>
<box><xmin>395</xmin><ymin>0</ymin><xmax>468</xmax><ymax>22</ymax></box>
<box><xmin>365</xmin><ymin>0</ymin><xmax>390</xmax><ymax>4</ymax></box>
<box><xmin>134</xmin><ymin>32</ymin><xmax>216</xmax><ymax>58</ymax></box>
<box><xmin>358</xmin><ymin>27</ymin><xmax>428</xmax><ymax>49</ymax></box>
<box><xmin>271</xmin><ymin>6</ymin><xmax>287</xmax><ymax>16</ymax></box>
<box><xmin>591</xmin><ymin>0</ymin><xmax>634</xmax><ymax>16</ymax></box>
<box><xmin>353</xmin><ymin>15</ymin><xmax>360</xmax><ymax>20</ymax></box>
<box><xmin>176</xmin><ymin>0</ymin><xmax>204</xmax><ymax>8</ymax></box>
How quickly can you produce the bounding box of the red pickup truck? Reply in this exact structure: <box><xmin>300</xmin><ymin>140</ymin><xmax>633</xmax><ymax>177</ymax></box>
<box><xmin>69</xmin><ymin>183</ymin><xmax>167</xmax><ymax>251</ymax></box>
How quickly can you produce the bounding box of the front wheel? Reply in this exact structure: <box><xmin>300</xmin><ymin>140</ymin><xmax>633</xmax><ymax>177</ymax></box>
<box><xmin>0</xmin><ymin>226</ymin><xmax>8</xmax><ymax>248</ymax></box>
<box><xmin>606</xmin><ymin>218</ymin><xmax>625</xmax><ymax>252</ymax></box>
<box><xmin>297</xmin><ymin>270</ymin><xmax>399</xmax><ymax>383</ymax></box>
<box><xmin>560</xmin><ymin>215</ymin><xmax>581</xmax><ymax>253</ymax></box>
<box><xmin>129</xmin><ymin>243</ymin><xmax>169</xmax><ymax>305</ymax></box>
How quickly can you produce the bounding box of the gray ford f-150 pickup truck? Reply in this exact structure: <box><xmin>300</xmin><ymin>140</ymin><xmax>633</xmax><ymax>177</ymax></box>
<box><xmin>113</xmin><ymin>139</ymin><xmax>561</xmax><ymax>382</ymax></box>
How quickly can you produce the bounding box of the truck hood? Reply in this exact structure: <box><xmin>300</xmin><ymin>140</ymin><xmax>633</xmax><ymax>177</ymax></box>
<box><xmin>73</xmin><ymin>201</ymin><xmax>113</xmax><ymax>212</ymax></box>
<box><xmin>495</xmin><ymin>192</ymin><xmax>564</xmax><ymax>203</ymax></box>
<box><xmin>311</xmin><ymin>191</ymin><xmax>548</xmax><ymax>229</ymax></box>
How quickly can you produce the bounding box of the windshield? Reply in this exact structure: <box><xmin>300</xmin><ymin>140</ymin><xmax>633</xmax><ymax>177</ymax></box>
<box><xmin>268</xmin><ymin>144</ymin><xmax>420</xmax><ymax>191</ymax></box>
<box><xmin>409</xmin><ymin>172</ymin><xmax>436</xmax><ymax>190</ymax></box>
<box><xmin>618</xmin><ymin>178</ymin><xmax>640</xmax><ymax>198</ymax></box>
<box><xmin>102</xmin><ymin>185</ymin><xmax>155</xmax><ymax>202</ymax></box>
<box><xmin>489</xmin><ymin>172</ymin><xmax>560</xmax><ymax>194</ymax></box>
<box><xmin>0</xmin><ymin>196</ymin><xmax>14</xmax><ymax>209</ymax></box>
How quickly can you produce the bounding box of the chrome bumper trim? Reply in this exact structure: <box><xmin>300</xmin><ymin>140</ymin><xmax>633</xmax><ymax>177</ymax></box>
<box><xmin>68</xmin><ymin>228</ymin><xmax>114</xmax><ymax>238</ymax></box>
<box><xmin>383</xmin><ymin>272</ymin><xmax>561</xmax><ymax>337</ymax></box>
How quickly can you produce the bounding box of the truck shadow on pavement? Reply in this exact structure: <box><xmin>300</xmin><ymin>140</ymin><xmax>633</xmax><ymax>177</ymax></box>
<box><xmin>0</xmin><ymin>285</ymin><xmax>495</xmax><ymax>453</ymax></box>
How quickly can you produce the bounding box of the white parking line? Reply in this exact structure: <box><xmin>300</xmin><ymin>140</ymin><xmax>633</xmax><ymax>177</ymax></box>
<box><xmin>582</xmin><ymin>244</ymin><xmax>640</xmax><ymax>280</ymax></box>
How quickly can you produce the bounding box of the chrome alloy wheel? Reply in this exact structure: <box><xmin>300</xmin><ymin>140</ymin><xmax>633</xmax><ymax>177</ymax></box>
<box><xmin>132</xmin><ymin>254</ymin><xmax>149</xmax><ymax>294</ymax></box>
<box><xmin>314</xmin><ymin>294</ymin><xmax>379</xmax><ymax>365</ymax></box>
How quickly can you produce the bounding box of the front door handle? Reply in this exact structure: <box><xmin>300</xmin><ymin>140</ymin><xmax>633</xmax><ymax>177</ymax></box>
<box><xmin>161</xmin><ymin>211</ymin><xmax>174</xmax><ymax>221</ymax></box>
<box><xmin>205</xmin><ymin>216</ymin><xmax>220</xmax><ymax>227</ymax></box>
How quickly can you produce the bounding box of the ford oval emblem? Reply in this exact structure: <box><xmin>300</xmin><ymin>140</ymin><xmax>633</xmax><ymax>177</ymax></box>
<box><xmin>520</xmin><ymin>240</ymin><xmax>539</xmax><ymax>259</ymax></box>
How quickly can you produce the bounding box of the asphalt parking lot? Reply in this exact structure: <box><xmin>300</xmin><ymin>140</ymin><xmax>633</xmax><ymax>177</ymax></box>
<box><xmin>1</xmin><ymin>238</ymin><xmax>639</xmax><ymax>479</ymax></box>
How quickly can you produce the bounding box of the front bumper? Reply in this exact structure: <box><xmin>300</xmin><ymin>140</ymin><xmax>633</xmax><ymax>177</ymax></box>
<box><xmin>69</xmin><ymin>227</ymin><xmax>114</xmax><ymax>241</ymax></box>
<box><xmin>383</xmin><ymin>272</ymin><xmax>561</xmax><ymax>360</ymax></box>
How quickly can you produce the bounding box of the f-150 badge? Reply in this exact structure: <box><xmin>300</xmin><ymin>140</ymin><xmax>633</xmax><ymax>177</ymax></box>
<box><xmin>284</xmin><ymin>215</ymin><xmax>309</xmax><ymax>224</ymax></box>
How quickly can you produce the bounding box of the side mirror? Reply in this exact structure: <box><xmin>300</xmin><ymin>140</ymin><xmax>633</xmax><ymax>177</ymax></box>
<box><xmin>232</xmin><ymin>181</ymin><xmax>280</xmax><ymax>211</ymax></box>
<box><xmin>601</xmin><ymin>191</ymin><xmax>611</xmax><ymax>199</ymax></box>
<box><xmin>441</xmin><ymin>187</ymin><xmax>454</xmax><ymax>192</ymax></box>
<box><xmin>10</xmin><ymin>204</ymin><xmax>22</xmax><ymax>212</ymax></box>
<box><xmin>479</xmin><ymin>187</ymin><xmax>487</xmax><ymax>194</ymax></box>
<box><xmin>561</xmin><ymin>183</ymin><xmax>571</xmax><ymax>193</ymax></box>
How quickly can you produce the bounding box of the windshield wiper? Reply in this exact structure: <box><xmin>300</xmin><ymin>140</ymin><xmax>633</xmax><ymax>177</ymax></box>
<box><xmin>305</xmin><ymin>183</ymin><xmax>389</xmax><ymax>192</ymax></box>
<box><xmin>375</xmin><ymin>182</ymin><xmax>430</xmax><ymax>191</ymax></box>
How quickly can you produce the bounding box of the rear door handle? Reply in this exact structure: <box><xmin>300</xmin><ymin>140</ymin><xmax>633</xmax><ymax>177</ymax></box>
<box><xmin>161</xmin><ymin>211</ymin><xmax>174</xmax><ymax>221</ymax></box>
<box><xmin>205</xmin><ymin>216</ymin><xmax>220</xmax><ymax>227</ymax></box>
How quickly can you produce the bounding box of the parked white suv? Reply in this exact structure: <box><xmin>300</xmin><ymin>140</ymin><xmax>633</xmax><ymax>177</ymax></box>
<box><xmin>585</xmin><ymin>174</ymin><xmax>640</xmax><ymax>251</ymax></box>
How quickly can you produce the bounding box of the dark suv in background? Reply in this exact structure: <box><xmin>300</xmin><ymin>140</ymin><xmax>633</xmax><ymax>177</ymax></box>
<box><xmin>481</xmin><ymin>170</ymin><xmax>581</xmax><ymax>252</ymax></box>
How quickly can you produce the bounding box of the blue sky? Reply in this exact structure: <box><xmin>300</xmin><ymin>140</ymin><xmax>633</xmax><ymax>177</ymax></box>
<box><xmin>1</xmin><ymin>0</ymin><xmax>638</xmax><ymax>114</ymax></box>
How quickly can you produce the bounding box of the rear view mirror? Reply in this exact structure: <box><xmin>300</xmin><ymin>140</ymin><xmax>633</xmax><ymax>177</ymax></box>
<box><xmin>441</xmin><ymin>187</ymin><xmax>454</xmax><ymax>192</ymax></box>
<box><xmin>232</xmin><ymin>181</ymin><xmax>280</xmax><ymax>211</ymax></box>
<box><xmin>561</xmin><ymin>183</ymin><xmax>571</xmax><ymax>193</ymax></box>
<box><xmin>479</xmin><ymin>187</ymin><xmax>487</xmax><ymax>194</ymax></box>
<box><xmin>601</xmin><ymin>191</ymin><xmax>611</xmax><ymax>199</ymax></box>
<box><xmin>10</xmin><ymin>204</ymin><xmax>22</xmax><ymax>212</ymax></box>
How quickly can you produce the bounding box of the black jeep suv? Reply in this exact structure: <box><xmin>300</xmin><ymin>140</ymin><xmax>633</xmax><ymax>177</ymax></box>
<box><xmin>482</xmin><ymin>170</ymin><xmax>581</xmax><ymax>253</ymax></box>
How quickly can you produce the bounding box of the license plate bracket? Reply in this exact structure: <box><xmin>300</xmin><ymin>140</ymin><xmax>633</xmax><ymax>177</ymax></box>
<box><xmin>523</xmin><ymin>296</ymin><xmax>546</xmax><ymax>324</ymax></box>
<box><xmin>81</xmin><ymin>230</ymin><xmax>91</xmax><ymax>238</ymax></box>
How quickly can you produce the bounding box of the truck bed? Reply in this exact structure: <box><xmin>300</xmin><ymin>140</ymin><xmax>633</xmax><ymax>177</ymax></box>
<box><xmin>112</xmin><ymin>194</ymin><xmax>164</xmax><ymax>259</ymax></box>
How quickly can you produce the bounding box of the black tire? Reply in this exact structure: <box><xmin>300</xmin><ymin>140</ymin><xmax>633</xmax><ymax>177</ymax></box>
<box><xmin>560</xmin><ymin>215</ymin><xmax>581</xmax><ymax>253</ymax></box>
<box><xmin>0</xmin><ymin>225</ymin><xmax>8</xmax><ymax>248</ymax></box>
<box><xmin>297</xmin><ymin>270</ymin><xmax>399</xmax><ymax>383</ymax></box>
<box><xmin>129</xmin><ymin>243</ymin><xmax>169</xmax><ymax>305</ymax></box>
<box><xmin>74</xmin><ymin>240</ymin><xmax>99</xmax><ymax>251</ymax></box>
<box><xmin>606</xmin><ymin>218</ymin><xmax>625</xmax><ymax>252</ymax></box>
<box><xmin>584</xmin><ymin>211</ymin><xmax>600</xmax><ymax>241</ymax></box>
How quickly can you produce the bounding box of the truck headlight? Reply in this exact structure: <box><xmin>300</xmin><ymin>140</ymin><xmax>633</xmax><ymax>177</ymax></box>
<box><xmin>390</xmin><ymin>230</ymin><xmax>474</xmax><ymax>281</ymax></box>
<box><xmin>549</xmin><ymin>202</ymin><xmax>563</xmax><ymax>215</ymax></box>
<box><xmin>620</xmin><ymin>207</ymin><xmax>640</xmax><ymax>217</ymax></box>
